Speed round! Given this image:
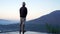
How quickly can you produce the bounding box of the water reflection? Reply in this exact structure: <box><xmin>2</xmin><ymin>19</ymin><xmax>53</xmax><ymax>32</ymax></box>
<box><xmin>0</xmin><ymin>31</ymin><xmax>48</xmax><ymax>34</ymax></box>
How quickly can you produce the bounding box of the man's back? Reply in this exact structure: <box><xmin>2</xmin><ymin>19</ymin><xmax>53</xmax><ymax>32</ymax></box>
<box><xmin>20</xmin><ymin>7</ymin><xmax>27</xmax><ymax>18</ymax></box>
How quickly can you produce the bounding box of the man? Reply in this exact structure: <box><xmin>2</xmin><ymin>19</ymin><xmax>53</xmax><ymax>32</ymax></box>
<box><xmin>19</xmin><ymin>2</ymin><xmax>27</xmax><ymax>34</ymax></box>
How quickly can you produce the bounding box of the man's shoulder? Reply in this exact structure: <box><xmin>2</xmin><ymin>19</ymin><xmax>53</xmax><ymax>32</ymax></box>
<box><xmin>24</xmin><ymin>7</ymin><xmax>27</xmax><ymax>9</ymax></box>
<box><xmin>20</xmin><ymin>7</ymin><xmax>27</xmax><ymax>10</ymax></box>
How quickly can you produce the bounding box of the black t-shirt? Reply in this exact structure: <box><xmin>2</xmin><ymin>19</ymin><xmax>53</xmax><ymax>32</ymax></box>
<box><xmin>20</xmin><ymin>7</ymin><xmax>27</xmax><ymax>18</ymax></box>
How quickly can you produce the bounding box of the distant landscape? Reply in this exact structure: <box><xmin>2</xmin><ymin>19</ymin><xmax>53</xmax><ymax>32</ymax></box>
<box><xmin>0</xmin><ymin>10</ymin><xmax>60</xmax><ymax>33</ymax></box>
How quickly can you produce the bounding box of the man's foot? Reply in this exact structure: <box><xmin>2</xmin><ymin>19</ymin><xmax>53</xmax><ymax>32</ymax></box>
<box><xmin>20</xmin><ymin>30</ymin><xmax>26</xmax><ymax>32</ymax></box>
<box><xmin>24</xmin><ymin>30</ymin><xmax>26</xmax><ymax>33</ymax></box>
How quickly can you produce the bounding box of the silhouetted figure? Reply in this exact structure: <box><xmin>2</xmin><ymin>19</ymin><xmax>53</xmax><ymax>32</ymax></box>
<box><xmin>19</xmin><ymin>2</ymin><xmax>27</xmax><ymax>34</ymax></box>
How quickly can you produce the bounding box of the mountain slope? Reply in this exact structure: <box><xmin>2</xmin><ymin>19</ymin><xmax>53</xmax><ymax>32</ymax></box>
<box><xmin>0</xmin><ymin>19</ymin><xmax>19</xmax><ymax>25</ymax></box>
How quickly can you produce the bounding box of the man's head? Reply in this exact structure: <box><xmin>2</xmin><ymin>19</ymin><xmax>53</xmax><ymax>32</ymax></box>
<box><xmin>22</xmin><ymin>2</ymin><xmax>26</xmax><ymax>7</ymax></box>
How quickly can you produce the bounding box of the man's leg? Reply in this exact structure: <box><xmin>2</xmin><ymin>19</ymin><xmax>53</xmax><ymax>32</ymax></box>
<box><xmin>22</xmin><ymin>18</ymin><xmax>26</xmax><ymax>34</ymax></box>
<box><xmin>19</xmin><ymin>18</ymin><xmax>22</xmax><ymax>34</ymax></box>
<box><xmin>20</xmin><ymin>17</ymin><xmax>26</xmax><ymax>34</ymax></box>
<box><xmin>23</xmin><ymin>23</ymin><xmax>25</xmax><ymax>34</ymax></box>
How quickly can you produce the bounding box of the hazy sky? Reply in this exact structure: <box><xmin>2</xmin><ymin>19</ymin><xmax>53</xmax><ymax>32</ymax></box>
<box><xmin>0</xmin><ymin>0</ymin><xmax>60</xmax><ymax>21</ymax></box>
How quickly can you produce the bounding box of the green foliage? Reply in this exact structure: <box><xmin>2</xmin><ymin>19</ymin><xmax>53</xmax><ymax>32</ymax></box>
<box><xmin>46</xmin><ymin>23</ymin><xmax>60</xmax><ymax>34</ymax></box>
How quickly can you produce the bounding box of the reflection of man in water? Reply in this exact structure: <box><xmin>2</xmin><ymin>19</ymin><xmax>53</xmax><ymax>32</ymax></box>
<box><xmin>19</xmin><ymin>2</ymin><xmax>27</xmax><ymax>34</ymax></box>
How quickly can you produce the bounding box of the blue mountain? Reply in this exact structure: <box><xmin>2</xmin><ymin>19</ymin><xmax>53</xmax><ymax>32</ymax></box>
<box><xmin>0</xmin><ymin>19</ymin><xmax>18</xmax><ymax>25</ymax></box>
<box><xmin>24</xmin><ymin>10</ymin><xmax>60</xmax><ymax>32</ymax></box>
<box><xmin>0</xmin><ymin>19</ymin><xmax>11</xmax><ymax>25</ymax></box>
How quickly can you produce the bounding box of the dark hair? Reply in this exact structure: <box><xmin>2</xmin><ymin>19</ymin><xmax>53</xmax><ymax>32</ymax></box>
<box><xmin>22</xmin><ymin>2</ymin><xmax>26</xmax><ymax>7</ymax></box>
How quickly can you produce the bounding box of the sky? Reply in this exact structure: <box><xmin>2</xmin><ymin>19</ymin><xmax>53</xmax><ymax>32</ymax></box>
<box><xmin>0</xmin><ymin>0</ymin><xmax>60</xmax><ymax>21</ymax></box>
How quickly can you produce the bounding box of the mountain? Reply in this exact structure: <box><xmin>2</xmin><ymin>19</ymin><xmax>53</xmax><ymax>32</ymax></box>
<box><xmin>28</xmin><ymin>10</ymin><xmax>60</xmax><ymax>25</ymax></box>
<box><xmin>0</xmin><ymin>19</ymin><xmax>19</xmax><ymax>25</ymax></box>
<box><xmin>36</xmin><ymin>10</ymin><xmax>60</xmax><ymax>26</ymax></box>
<box><xmin>24</xmin><ymin>10</ymin><xmax>60</xmax><ymax>32</ymax></box>
<box><xmin>0</xmin><ymin>10</ymin><xmax>60</xmax><ymax>33</ymax></box>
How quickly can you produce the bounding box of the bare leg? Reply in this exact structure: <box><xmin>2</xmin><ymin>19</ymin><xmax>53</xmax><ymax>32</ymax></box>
<box><xmin>20</xmin><ymin>18</ymin><xmax>23</xmax><ymax>34</ymax></box>
<box><xmin>22</xmin><ymin>21</ymin><xmax>24</xmax><ymax>34</ymax></box>
<box><xmin>22</xmin><ymin>18</ymin><xmax>25</xmax><ymax>34</ymax></box>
